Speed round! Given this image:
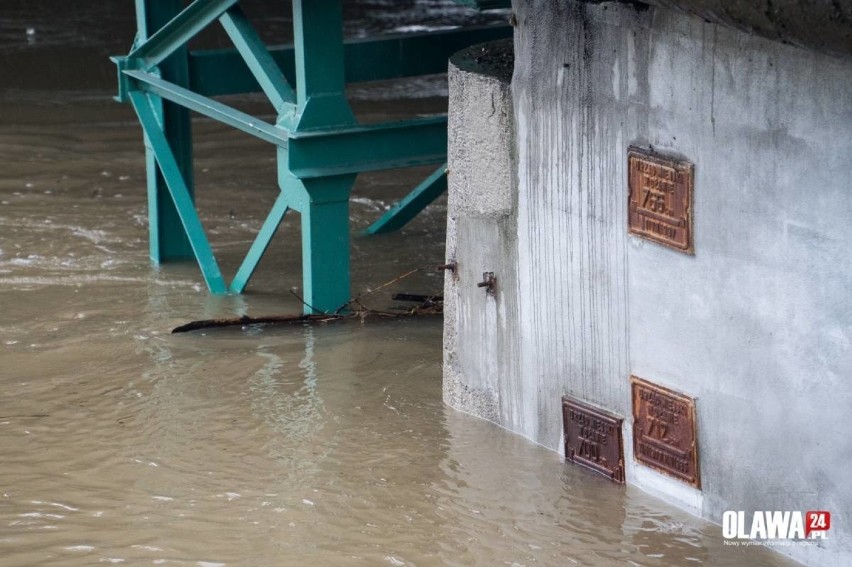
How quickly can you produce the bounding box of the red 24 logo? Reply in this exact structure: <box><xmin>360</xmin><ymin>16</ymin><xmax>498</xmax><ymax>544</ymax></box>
<box><xmin>805</xmin><ymin>511</ymin><xmax>831</xmax><ymax>537</ymax></box>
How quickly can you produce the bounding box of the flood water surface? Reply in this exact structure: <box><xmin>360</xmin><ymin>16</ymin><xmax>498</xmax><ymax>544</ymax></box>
<box><xmin>0</xmin><ymin>2</ymin><xmax>799</xmax><ymax>566</ymax></box>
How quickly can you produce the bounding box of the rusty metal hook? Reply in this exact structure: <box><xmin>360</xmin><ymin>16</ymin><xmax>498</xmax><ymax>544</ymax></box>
<box><xmin>477</xmin><ymin>272</ymin><xmax>496</xmax><ymax>295</ymax></box>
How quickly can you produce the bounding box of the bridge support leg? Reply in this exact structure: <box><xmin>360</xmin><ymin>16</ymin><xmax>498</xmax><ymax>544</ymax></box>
<box><xmin>135</xmin><ymin>0</ymin><xmax>195</xmax><ymax>263</ymax></box>
<box><xmin>117</xmin><ymin>0</ymin><xmax>510</xmax><ymax>306</ymax></box>
<box><xmin>292</xmin><ymin>175</ymin><xmax>356</xmax><ymax>313</ymax></box>
<box><xmin>284</xmin><ymin>0</ymin><xmax>357</xmax><ymax>313</ymax></box>
<box><xmin>130</xmin><ymin>91</ymin><xmax>227</xmax><ymax>294</ymax></box>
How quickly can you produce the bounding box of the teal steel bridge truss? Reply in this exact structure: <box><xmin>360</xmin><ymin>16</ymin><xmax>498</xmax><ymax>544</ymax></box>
<box><xmin>113</xmin><ymin>0</ymin><xmax>510</xmax><ymax>313</ymax></box>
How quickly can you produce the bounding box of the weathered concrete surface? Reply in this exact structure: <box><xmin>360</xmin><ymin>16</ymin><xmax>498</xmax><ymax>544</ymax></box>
<box><xmin>621</xmin><ymin>0</ymin><xmax>852</xmax><ymax>58</ymax></box>
<box><xmin>445</xmin><ymin>2</ymin><xmax>852</xmax><ymax>565</ymax></box>
<box><xmin>444</xmin><ymin>40</ymin><xmax>521</xmax><ymax>427</ymax></box>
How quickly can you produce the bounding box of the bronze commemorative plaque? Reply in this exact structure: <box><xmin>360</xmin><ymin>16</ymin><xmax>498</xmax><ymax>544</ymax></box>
<box><xmin>562</xmin><ymin>397</ymin><xmax>625</xmax><ymax>483</ymax></box>
<box><xmin>631</xmin><ymin>377</ymin><xmax>700</xmax><ymax>488</ymax></box>
<box><xmin>628</xmin><ymin>147</ymin><xmax>694</xmax><ymax>253</ymax></box>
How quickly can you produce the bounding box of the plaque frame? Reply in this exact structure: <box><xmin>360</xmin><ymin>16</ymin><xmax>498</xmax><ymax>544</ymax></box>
<box><xmin>627</xmin><ymin>147</ymin><xmax>694</xmax><ymax>254</ymax></box>
<box><xmin>631</xmin><ymin>376</ymin><xmax>701</xmax><ymax>488</ymax></box>
<box><xmin>562</xmin><ymin>397</ymin><xmax>625</xmax><ymax>484</ymax></box>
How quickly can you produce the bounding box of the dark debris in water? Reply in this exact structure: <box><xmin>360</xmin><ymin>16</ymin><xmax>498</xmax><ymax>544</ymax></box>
<box><xmin>171</xmin><ymin>306</ymin><xmax>442</xmax><ymax>334</ymax></box>
<box><xmin>172</xmin><ymin>266</ymin><xmax>444</xmax><ymax>334</ymax></box>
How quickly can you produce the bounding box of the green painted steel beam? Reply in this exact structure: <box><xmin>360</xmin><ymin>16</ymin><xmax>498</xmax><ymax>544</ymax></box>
<box><xmin>129</xmin><ymin>0</ymin><xmax>238</xmax><ymax>71</ymax></box>
<box><xmin>287</xmin><ymin>117</ymin><xmax>447</xmax><ymax>178</ymax></box>
<box><xmin>365</xmin><ymin>164</ymin><xmax>448</xmax><ymax>235</ymax></box>
<box><xmin>229</xmin><ymin>193</ymin><xmax>289</xmax><ymax>294</ymax></box>
<box><xmin>219</xmin><ymin>5</ymin><xmax>296</xmax><ymax>113</ymax></box>
<box><xmin>293</xmin><ymin>0</ymin><xmax>345</xmax><ymax>101</ymax></box>
<box><xmin>186</xmin><ymin>25</ymin><xmax>513</xmax><ymax>97</ymax></box>
<box><xmin>291</xmin><ymin>0</ymin><xmax>354</xmax><ymax>130</ymax></box>
<box><xmin>135</xmin><ymin>0</ymin><xmax>195</xmax><ymax>263</ymax></box>
<box><xmin>130</xmin><ymin>91</ymin><xmax>227</xmax><ymax>294</ymax></box>
<box><xmin>286</xmin><ymin>0</ymin><xmax>356</xmax><ymax>312</ymax></box>
<box><xmin>296</xmin><ymin>174</ymin><xmax>357</xmax><ymax>314</ymax></box>
<box><xmin>122</xmin><ymin>70</ymin><xmax>448</xmax><ymax>176</ymax></box>
<box><xmin>118</xmin><ymin>1</ymin><xmax>509</xmax><ymax>303</ymax></box>
<box><xmin>124</xmin><ymin>70</ymin><xmax>289</xmax><ymax>147</ymax></box>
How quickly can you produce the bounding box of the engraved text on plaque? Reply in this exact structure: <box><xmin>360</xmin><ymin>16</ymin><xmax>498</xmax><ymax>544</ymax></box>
<box><xmin>631</xmin><ymin>377</ymin><xmax>700</xmax><ymax>488</ymax></box>
<box><xmin>628</xmin><ymin>147</ymin><xmax>694</xmax><ymax>253</ymax></box>
<box><xmin>563</xmin><ymin>397</ymin><xmax>625</xmax><ymax>483</ymax></box>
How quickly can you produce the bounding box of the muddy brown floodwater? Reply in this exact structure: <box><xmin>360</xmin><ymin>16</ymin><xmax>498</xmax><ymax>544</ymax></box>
<box><xmin>0</xmin><ymin>1</ymin><xmax>799</xmax><ymax>566</ymax></box>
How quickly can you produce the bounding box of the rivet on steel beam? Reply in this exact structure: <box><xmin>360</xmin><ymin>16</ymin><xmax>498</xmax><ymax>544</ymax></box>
<box><xmin>477</xmin><ymin>272</ymin><xmax>496</xmax><ymax>295</ymax></box>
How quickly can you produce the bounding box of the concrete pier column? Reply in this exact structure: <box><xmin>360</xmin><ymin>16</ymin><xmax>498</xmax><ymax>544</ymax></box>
<box><xmin>444</xmin><ymin>2</ymin><xmax>852</xmax><ymax>565</ymax></box>
<box><xmin>443</xmin><ymin>39</ymin><xmax>521</xmax><ymax>427</ymax></box>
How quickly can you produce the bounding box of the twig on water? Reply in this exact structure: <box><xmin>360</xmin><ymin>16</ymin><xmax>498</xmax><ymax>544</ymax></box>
<box><xmin>289</xmin><ymin>288</ymin><xmax>326</xmax><ymax>316</ymax></box>
<box><xmin>334</xmin><ymin>267</ymin><xmax>422</xmax><ymax>314</ymax></box>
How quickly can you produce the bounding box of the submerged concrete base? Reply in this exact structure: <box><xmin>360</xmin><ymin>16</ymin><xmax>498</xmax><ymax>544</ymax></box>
<box><xmin>444</xmin><ymin>4</ymin><xmax>852</xmax><ymax>566</ymax></box>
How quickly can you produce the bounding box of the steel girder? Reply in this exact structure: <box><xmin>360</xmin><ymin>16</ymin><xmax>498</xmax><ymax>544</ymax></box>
<box><xmin>115</xmin><ymin>0</ymin><xmax>510</xmax><ymax>313</ymax></box>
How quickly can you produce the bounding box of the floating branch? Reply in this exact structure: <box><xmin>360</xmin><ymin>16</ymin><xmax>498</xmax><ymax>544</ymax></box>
<box><xmin>172</xmin><ymin>313</ymin><xmax>344</xmax><ymax>334</ymax></box>
<box><xmin>172</xmin><ymin>266</ymin><xmax>443</xmax><ymax>334</ymax></box>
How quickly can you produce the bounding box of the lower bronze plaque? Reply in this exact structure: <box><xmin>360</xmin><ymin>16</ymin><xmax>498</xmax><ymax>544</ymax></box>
<box><xmin>631</xmin><ymin>377</ymin><xmax>700</xmax><ymax>488</ymax></box>
<box><xmin>628</xmin><ymin>147</ymin><xmax>694</xmax><ymax>253</ymax></box>
<box><xmin>562</xmin><ymin>397</ymin><xmax>625</xmax><ymax>483</ymax></box>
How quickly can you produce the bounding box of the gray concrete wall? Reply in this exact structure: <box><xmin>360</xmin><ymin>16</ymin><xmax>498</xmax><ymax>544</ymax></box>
<box><xmin>630</xmin><ymin>0</ymin><xmax>852</xmax><ymax>58</ymax></box>
<box><xmin>444</xmin><ymin>3</ymin><xmax>852</xmax><ymax>565</ymax></box>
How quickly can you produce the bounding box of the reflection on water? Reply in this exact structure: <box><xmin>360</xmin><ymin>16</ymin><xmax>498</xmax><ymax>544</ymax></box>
<box><xmin>0</xmin><ymin>1</ymin><xmax>797</xmax><ymax>566</ymax></box>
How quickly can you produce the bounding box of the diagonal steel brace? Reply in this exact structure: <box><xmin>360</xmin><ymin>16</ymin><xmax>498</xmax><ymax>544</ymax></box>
<box><xmin>129</xmin><ymin>91</ymin><xmax>228</xmax><ymax>293</ymax></box>
<box><xmin>129</xmin><ymin>0</ymin><xmax>239</xmax><ymax>71</ymax></box>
